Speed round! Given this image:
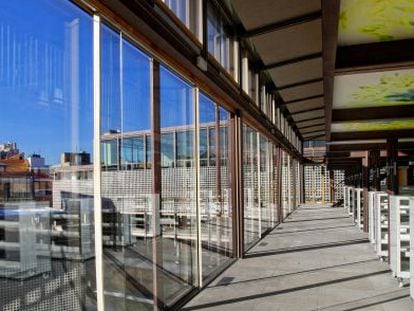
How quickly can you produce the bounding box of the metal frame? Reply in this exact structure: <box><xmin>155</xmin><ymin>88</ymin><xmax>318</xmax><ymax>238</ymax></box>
<box><xmin>19</xmin><ymin>1</ymin><xmax>307</xmax><ymax>311</ymax></box>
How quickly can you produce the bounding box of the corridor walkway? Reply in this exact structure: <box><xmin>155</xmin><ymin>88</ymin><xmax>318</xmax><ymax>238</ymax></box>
<box><xmin>184</xmin><ymin>204</ymin><xmax>413</xmax><ymax>311</ymax></box>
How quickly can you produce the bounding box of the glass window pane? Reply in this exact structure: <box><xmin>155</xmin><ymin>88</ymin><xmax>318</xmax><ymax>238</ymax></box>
<box><xmin>161</xmin><ymin>132</ymin><xmax>174</xmax><ymax>168</ymax></box>
<box><xmin>198</xmin><ymin>93</ymin><xmax>232</xmax><ymax>279</ymax></box>
<box><xmin>100</xmin><ymin>25</ymin><xmax>153</xmax><ymax>310</ymax></box>
<box><xmin>0</xmin><ymin>0</ymin><xmax>95</xmax><ymax>309</ymax></box>
<box><xmin>160</xmin><ymin>65</ymin><xmax>197</xmax><ymax>304</ymax></box>
<box><xmin>121</xmin><ymin>136</ymin><xmax>145</xmax><ymax>169</ymax></box>
<box><xmin>207</xmin><ymin>3</ymin><xmax>234</xmax><ymax>76</ymax></box>
<box><xmin>199</xmin><ymin>128</ymin><xmax>208</xmax><ymax>165</ymax></box>
<box><xmin>102</xmin><ymin>139</ymin><xmax>118</xmax><ymax>169</ymax></box>
<box><xmin>146</xmin><ymin>135</ymin><xmax>152</xmax><ymax>168</ymax></box>
<box><xmin>176</xmin><ymin>130</ymin><xmax>194</xmax><ymax>166</ymax></box>
<box><xmin>243</xmin><ymin>125</ymin><xmax>260</xmax><ymax>248</ymax></box>
<box><xmin>165</xmin><ymin>0</ymin><xmax>196</xmax><ymax>33</ymax></box>
<box><xmin>209</xmin><ymin>128</ymin><xmax>216</xmax><ymax>164</ymax></box>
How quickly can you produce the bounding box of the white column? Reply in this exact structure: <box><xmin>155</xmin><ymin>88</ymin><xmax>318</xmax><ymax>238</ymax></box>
<box><xmin>255</xmin><ymin>73</ymin><xmax>260</xmax><ymax>106</ymax></box>
<box><xmin>233</xmin><ymin>40</ymin><xmax>239</xmax><ymax>83</ymax></box>
<box><xmin>242</xmin><ymin>54</ymin><xmax>249</xmax><ymax>94</ymax></box>
<box><xmin>93</xmin><ymin>14</ymin><xmax>104</xmax><ymax>311</ymax></box>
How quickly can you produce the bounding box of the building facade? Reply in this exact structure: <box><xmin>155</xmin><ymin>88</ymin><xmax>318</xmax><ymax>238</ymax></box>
<box><xmin>0</xmin><ymin>0</ymin><xmax>305</xmax><ymax>310</ymax></box>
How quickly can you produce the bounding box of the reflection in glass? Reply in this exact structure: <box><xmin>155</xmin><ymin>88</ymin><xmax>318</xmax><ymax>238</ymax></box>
<box><xmin>282</xmin><ymin>151</ymin><xmax>291</xmax><ymax>216</ymax></box>
<box><xmin>164</xmin><ymin>0</ymin><xmax>198</xmax><ymax>35</ymax></box>
<box><xmin>199</xmin><ymin>93</ymin><xmax>232</xmax><ymax>280</ymax></box>
<box><xmin>159</xmin><ymin>65</ymin><xmax>197</xmax><ymax>304</ymax></box>
<box><xmin>100</xmin><ymin>24</ymin><xmax>155</xmax><ymax>310</ymax></box>
<box><xmin>0</xmin><ymin>0</ymin><xmax>96</xmax><ymax>309</ymax></box>
<box><xmin>207</xmin><ymin>2</ymin><xmax>234</xmax><ymax>75</ymax></box>
<box><xmin>259</xmin><ymin>136</ymin><xmax>271</xmax><ymax>232</ymax></box>
<box><xmin>242</xmin><ymin>125</ymin><xmax>260</xmax><ymax>248</ymax></box>
<box><xmin>161</xmin><ymin>133</ymin><xmax>174</xmax><ymax>168</ymax></box>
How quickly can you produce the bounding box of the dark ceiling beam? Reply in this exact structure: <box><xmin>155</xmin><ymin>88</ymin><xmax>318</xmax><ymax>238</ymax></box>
<box><xmin>264</xmin><ymin>52</ymin><xmax>322</xmax><ymax>70</ymax></box>
<box><xmin>331</xmin><ymin>130</ymin><xmax>414</xmax><ymax>141</ymax></box>
<box><xmin>278</xmin><ymin>78</ymin><xmax>323</xmax><ymax>91</ymax></box>
<box><xmin>284</xmin><ymin>94</ymin><xmax>324</xmax><ymax>105</ymax></box>
<box><xmin>327</xmin><ymin>159</ymin><xmax>361</xmax><ymax>164</ymax></box>
<box><xmin>300</xmin><ymin>125</ymin><xmax>325</xmax><ymax>134</ymax></box>
<box><xmin>328</xmin><ymin>141</ymin><xmax>414</xmax><ymax>152</ymax></box>
<box><xmin>329</xmin><ymin>143</ymin><xmax>385</xmax><ymax>152</ymax></box>
<box><xmin>97</xmin><ymin>0</ymin><xmax>303</xmax><ymax>159</ymax></box>
<box><xmin>296</xmin><ymin>116</ymin><xmax>326</xmax><ymax>127</ymax></box>
<box><xmin>292</xmin><ymin>107</ymin><xmax>325</xmax><ymax>116</ymax></box>
<box><xmin>322</xmin><ymin>0</ymin><xmax>340</xmax><ymax>142</ymax></box>
<box><xmin>335</xmin><ymin>39</ymin><xmax>414</xmax><ymax>75</ymax></box>
<box><xmin>243</xmin><ymin>11</ymin><xmax>321</xmax><ymax>38</ymax></box>
<box><xmin>302</xmin><ymin>130</ymin><xmax>326</xmax><ymax>138</ymax></box>
<box><xmin>326</xmin><ymin>151</ymin><xmax>351</xmax><ymax>158</ymax></box>
<box><xmin>327</xmin><ymin>162</ymin><xmax>361</xmax><ymax>170</ymax></box>
<box><xmin>303</xmin><ymin>130</ymin><xmax>326</xmax><ymax>138</ymax></box>
<box><xmin>332</xmin><ymin>106</ymin><xmax>414</xmax><ymax>122</ymax></box>
<box><xmin>304</xmin><ymin>134</ymin><xmax>325</xmax><ymax>141</ymax></box>
<box><xmin>293</xmin><ymin>109</ymin><xmax>325</xmax><ymax>122</ymax></box>
<box><xmin>298</xmin><ymin>122</ymin><xmax>325</xmax><ymax>130</ymax></box>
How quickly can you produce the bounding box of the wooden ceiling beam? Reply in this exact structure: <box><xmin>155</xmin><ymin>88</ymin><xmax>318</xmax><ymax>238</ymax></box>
<box><xmin>243</xmin><ymin>11</ymin><xmax>321</xmax><ymax>38</ymax></box>
<box><xmin>284</xmin><ymin>94</ymin><xmax>324</xmax><ymax>105</ymax></box>
<box><xmin>322</xmin><ymin>0</ymin><xmax>340</xmax><ymax>142</ymax></box>
<box><xmin>304</xmin><ymin>135</ymin><xmax>325</xmax><ymax>141</ymax></box>
<box><xmin>332</xmin><ymin>106</ymin><xmax>414</xmax><ymax>122</ymax></box>
<box><xmin>328</xmin><ymin>141</ymin><xmax>414</xmax><ymax>152</ymax></box>
<box><xmin>292</xmin><ymin>107</ymin><xmax>326</xmax><ymax>116</ymax></box>
<box><xmin>296</xmin><ymin>116</ymin><xmax>326</xmax><ymax>127</ymax></box>
<box><xmin>278</xmin><ymin>78</ymin><xmax>323</xmax><ymax>91</ymax></box>
<box><xmin>331</xmin><ymin>130</ymin><xmax>414</xmax><ymax>141</ymax></box>
<box><xmin>298</xmin><ymin>122</ymin><xmax>325</xmax><ymax>130</ymax></box>
<box><xmin>336</xmin><ymin>39</ymin><xmax>414</xmax><ymax>75</ymax></box>
<box><xmin>264</xmin><ymin>52</ymin><xmax>322</xmax><ymax>70</ymax></box>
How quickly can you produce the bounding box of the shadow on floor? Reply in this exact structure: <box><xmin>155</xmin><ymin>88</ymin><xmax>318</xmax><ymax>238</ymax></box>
<box><xmin>245</xmin><ymin>238</ymin><xmax>369</xmax><ymax>258</ymax></box>
<box><xmin>210</xmin><ymin>258</ymin><xmax>378</xmax><ymax>288</ymax></box>
<box><xmin>182</xmin><ymin>269</ymin><xmax>391</xmax><ymax>310</ymax></box>
<box><xmin>315</xmin><ymin>289</ymin><xmax>410</xmax><ymax>311</ymax></box>
<box><xmin>285</xmin><ymin>216</ymin><xmax>350</xmax><ymax>223</ymax></box>
<box><xmin>268</xmin><ymin>224</ymin><xmax>355</xmax><ymax>236</ymax></box>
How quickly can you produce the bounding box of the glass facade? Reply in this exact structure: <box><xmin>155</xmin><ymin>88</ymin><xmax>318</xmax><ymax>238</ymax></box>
<box><xmin>243</xmin><ymin>125</ymin><xmax>260</xmax><ymax>248</ymax></box>
<box><xmin>0</xmin><ymin>0</ymin><xmax>96</xmax><ymax>309</ymax></box>
<box><xmin>199</xmin><ymin>94</ymin><xmax>233</xmax><ymax>280</ymax></box>
<box><xmin>242</xmin><ymin>126</ymin><xmax>282</xmax><ymax>250</ymax></box>
<box><xmin>207</xmin><ymin>2</ymin><xmax>235</xmax><ymax>76</ymax></box>
<box><xmin>163</xmin><ymin>0</ymin><xmax>199</xmax><ymax>36</ymax></box>
<box><xmin>0</xmin><ymin>0</ymin><xmax>303</xmax><ymax>310</ymax></box>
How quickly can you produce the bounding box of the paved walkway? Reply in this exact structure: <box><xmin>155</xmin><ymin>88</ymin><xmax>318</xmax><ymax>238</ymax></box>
<box><xmin>184</xmin><ymin>204</ymin><xmax>413</xmax><ymax>311</ymax></box>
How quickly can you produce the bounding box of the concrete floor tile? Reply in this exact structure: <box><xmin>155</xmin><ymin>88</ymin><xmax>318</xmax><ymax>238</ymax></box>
<box><xmin>184</xmin><ymin>204</ymin><xmax>413</xmax><ymax>311</ymax></box>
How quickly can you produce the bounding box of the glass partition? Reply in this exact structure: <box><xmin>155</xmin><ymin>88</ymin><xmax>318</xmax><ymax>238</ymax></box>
<box><xmin>259</xmin><ymin>136</ymin><xmax>271</xmax><ymax>232</ymax></box>
<box><xmin>207</xmin><ymin>2</ymin><xmax>235</xmax><ymax>76</ymax></box>
<box><xmin>100</xmin><ymin>24</ymin><xmax>155</xmax><ymax>310</ymax></box>
<box><xmin>282</xmin><ymin>151</ymin><xmax>290</xmax><ymax>217</ymax></box>
<box><xmin>0</xmin><ymin>0</ymin><xmax>304</xmax><ymax>309</ymax></box>
<box><xmin>163</xmin><ymin>0</ymin><xmax>199</xmax><ymax>36</ymax></box>
<box><xmin>242</xmin><ymin>125</ymin><xmax>260</xmax><ymax>248</ymax></box>
<box><xmin>198</xmin><ymin>93</ymin><xmax>232</xmax><ymax>280</ymax></box>
<box><xmin>0</xmin><ymin>0</ymin><xmax>96</xmax><ymax>309</ymax></box>
<box><xmin>159</xmin><ymin>66</ymin><xmax>197</xmax><ymax>303</ymax></box>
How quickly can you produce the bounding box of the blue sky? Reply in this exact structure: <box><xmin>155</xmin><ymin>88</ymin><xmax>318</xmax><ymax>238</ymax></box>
<box><xmin>0</xmin><ymin>0</ymin><xmax>228</xmax><ymax>166</ymax></box>
<box><xmin>0</xmin><ymin>0</ymin><xmax>94</xmax><ymax>165</ymax></box>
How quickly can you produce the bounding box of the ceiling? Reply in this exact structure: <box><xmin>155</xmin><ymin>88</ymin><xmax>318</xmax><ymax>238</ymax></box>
<box><xmin>230</xmin><ymin>0</ymin><xmax>414</xmax><ymax>160</ymax></box>
<box><xmin>329</xmin><ymin>0</ymin><xmax>414</xmax><ymax>147</ymax></box>
<box><xmin>231</xmin><ymin>0</ymin><xmax>324</xmax><ymax>141</ymax></box>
